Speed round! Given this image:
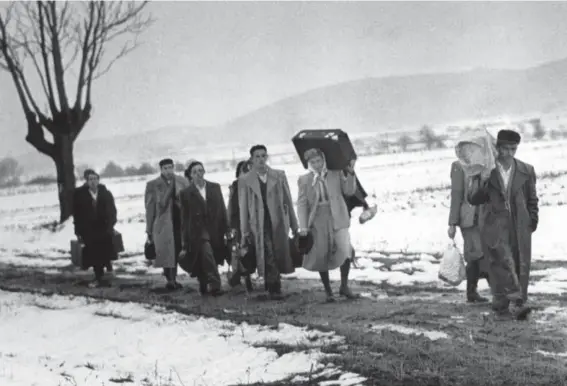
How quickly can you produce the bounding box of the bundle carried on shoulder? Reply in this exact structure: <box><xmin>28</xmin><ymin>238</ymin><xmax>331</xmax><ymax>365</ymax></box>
<box><xmin>454</xmin><ymin>127</ymin><xmax>497</xmax><ymax>178</ymax></box>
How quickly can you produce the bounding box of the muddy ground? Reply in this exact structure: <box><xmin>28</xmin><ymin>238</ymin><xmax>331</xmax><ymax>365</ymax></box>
<box><xmin>1</xmin><ymin>261</ymin><xmax>567</xmax><ymax>386</ymax></box>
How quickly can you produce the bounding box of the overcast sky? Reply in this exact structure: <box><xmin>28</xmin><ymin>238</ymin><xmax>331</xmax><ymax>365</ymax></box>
<box><xmin>2</xmin><ymin>1</ymin><xmax>567</xmax><ymax>156</ymax></box>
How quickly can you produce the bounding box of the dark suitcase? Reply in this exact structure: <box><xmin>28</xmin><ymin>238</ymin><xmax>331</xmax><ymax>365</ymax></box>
<box><xmin>292</xmin><ymin>129</ymin><xmax>357</xmax><ymax>170</ymax></box>
<box><xmin>112</xmin><ymin>231</ymin><xmax>125</xmax><ymax>256</ymax></box>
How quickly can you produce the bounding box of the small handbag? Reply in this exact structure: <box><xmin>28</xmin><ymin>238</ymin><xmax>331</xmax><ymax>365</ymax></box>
<box><xmin>112</xmin><ymin>230</ymin><xmax>125</xmax><ymax>255</ymax></box>
<box><xmin>144</xmin><ymin>241</ymin><xmax>156</xmax><ymax>260</ymax></box>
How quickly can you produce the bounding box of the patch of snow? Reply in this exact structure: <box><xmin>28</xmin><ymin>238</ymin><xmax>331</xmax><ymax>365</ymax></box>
<box><xmin>372</xmin><ymin>324</ymin><xmax>450</xmax><ymax>341</ymax></box>
<box><xmin>0</xmin><ymin>290</ymin><xmax>365</xmax><ymax>386</ymax></box>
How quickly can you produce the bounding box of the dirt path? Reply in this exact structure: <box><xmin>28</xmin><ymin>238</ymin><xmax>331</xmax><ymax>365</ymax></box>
<box><xmin>1</xmin><ymin>263</ymin><xmax>567</xmax><ymax>386</ymax></box>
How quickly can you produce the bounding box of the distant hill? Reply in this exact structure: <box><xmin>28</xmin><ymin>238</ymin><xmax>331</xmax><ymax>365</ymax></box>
<box><xmin>14</xmin><ymin>57</ymin><xmax>567</xmax><ymax>176</ymax></box>
<box><xmin>217</xmin><ymin>58</ymin><xmax>567</xmax><ymax>143</ymax></box>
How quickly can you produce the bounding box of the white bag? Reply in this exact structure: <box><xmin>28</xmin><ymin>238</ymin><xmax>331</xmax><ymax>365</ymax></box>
<box><xmin>454</xmin><ymin>127</ymin><xmax>497</xmax><ymax>178</ymax></box>
<box><xmin>438</xmin><ymin>242</ymin><xmax>466</xmax><ymax>286</ymax></box>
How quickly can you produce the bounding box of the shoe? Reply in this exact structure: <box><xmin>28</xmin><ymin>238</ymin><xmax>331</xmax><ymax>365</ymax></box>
<box><xmin>359</xmin><ymin>205</ymin><xmax>377</xmax><ymax>225</ymax></box>
<box><xmin>325</xmin><ymin>290</ymin><xmax>335</xmax><ymax>303</ymax></box>
<box><xmin>339</xmin><ymin>285</ymin><xmax>359</xmax><ymax>299</ymax></box>
<box><xmin>467</xmin><ymin>292</ymin><xmax>489</xmax><ymax>303</ymax></box>
<box><xmin>88</xmin><ymin>280</ymin><xmax>103</xmax><ymax>289</ymax></box>
<box><xmin>211</xmin><ymin>288</ymin><xmax>225</xmax><ymax>297</ymax></box>
<box><xmin>165</xmin><ymin>283</ymin><xmax>176</xmax><ymax>291</ymax></box>
<box><xmin>510</xmin><ymin>302</ymin><xmax>532</xmax><ymax>321</ymax></box>
<box><xmin>493</xmin><ymin>309</ymin><xmax>513</xmax><ymax>321</ymax></box>
<box><xmin>269</xmin><ymin>289</ymin><xmax>285</xmax><ymax>301</ymax></box>
<box><xmin>199</xmin><ymin>282</ymin><xmax>208</xmax><ymax>296</ymax></box>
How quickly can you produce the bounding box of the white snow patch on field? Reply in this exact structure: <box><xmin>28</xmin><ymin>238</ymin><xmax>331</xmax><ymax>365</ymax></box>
<box><xmin>372</xmin><ymin>324</ymin><xmax>450</xmax><ymax>341</ymax></box>
<box><xmin>0</xmin><ymin>290</ymin><xmax>365</xmax><ymax>386</ymax></box>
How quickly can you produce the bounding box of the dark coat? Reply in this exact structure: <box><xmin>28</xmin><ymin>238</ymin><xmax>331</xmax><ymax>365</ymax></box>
<box><xmin>73</xmin><ymin>184</ymin><xmax>118</xmax><ymax>269</ymax></box>
<box><xmin>228</xmin><ymin>180</ymin><xmax>240</xmax><ymax>232</ymax></box>
<box><xmin>467</xmin><ymin>159</ymin><xmax>539</xmax><ymax>302</ymax></box>
<box><xmin>179</xmin><ymin>181</ymin><xmax>230</xmax><ymax>277</ymax></box>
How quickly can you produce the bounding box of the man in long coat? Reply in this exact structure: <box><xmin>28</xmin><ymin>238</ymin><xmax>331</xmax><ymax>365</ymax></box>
<box><xmin>448</xmin><ymin>160</ymin><xmax>490</xmax><ymax>303</ymax></box>
<box><xmin>468</xmin><ymin>129</ymin><xmax>539</xmax><ymax>321</ymax></box>
<box><xmin>179</xmin><ymin>161</ymin><xmax>229</xmax><ymax>296</ymax></box>
<box><xmin>145</xmin><ymin>158</ymin><xmax>189</xmax><ymax>290</ymax></box>
<box><xmin>239</xmin><ymin>144</ymin><xmax>299</xmax><ymax>300</ymax></box>
<box><xmin>73</xmin><ymin>169</ymin><xmax>118</xmax><ymax>288</ymax></box>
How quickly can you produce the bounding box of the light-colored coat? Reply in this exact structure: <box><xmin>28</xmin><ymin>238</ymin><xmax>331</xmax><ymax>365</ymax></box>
<box><xmin>297</xmin><ymin>170</ymin><xmax>357</xmax><ymax>231</ymax></box>
<box><xmin>238</xmin><ymin>167</ymin><xmax>298</xmax><ymax>277</ymax></box>
<box><xmin>145</xmin><ymin>174</ymin><xmax>189</xmax><ymax>268</ymax></box>
<box><xmin>448</xmin><ymin>161</ymin><xmax>478</xmax><ymax>229</ymax></box>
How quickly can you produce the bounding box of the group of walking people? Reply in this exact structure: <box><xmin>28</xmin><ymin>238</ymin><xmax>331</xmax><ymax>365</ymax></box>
<box><xmin>72</xmin><ymin>128</ymin><xmax>540</xmax><ymax>321</ymax></box>
<box><xmin>448</xmin><ymin>129</ymin><xmax>539</xmax><ymax>321</ymax></box>
<box><xmin>141</xmin><ymin>143</ymin><xmax>377</xmax><ymax>300</ymax></box>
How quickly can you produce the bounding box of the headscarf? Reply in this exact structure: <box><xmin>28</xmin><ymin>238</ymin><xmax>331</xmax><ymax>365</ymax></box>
<box><xmin>306</xmin><ymin>149</ymin><xmax>328</xmax><ymax>187</ymax></box>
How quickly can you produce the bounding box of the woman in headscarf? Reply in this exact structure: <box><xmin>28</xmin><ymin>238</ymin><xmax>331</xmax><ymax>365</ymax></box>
<box><xmin>226</xmin><ymin>160</ymin><xmax>255</xmax><ymax>291</ymax></box>
<box><xmin>297</xmin><ymin>148</ymin><xmax>358</xmax><ymax>302</ymax></box>
<box><xmin>73</xmin><ymin>169</ymin><xmax>118</xmax><ymax>288</ymax></box>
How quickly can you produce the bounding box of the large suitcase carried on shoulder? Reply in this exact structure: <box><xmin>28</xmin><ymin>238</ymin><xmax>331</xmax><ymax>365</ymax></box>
<box><xmin>292</xmin><ymin>129</ymin><xmax>357</xmax><ymax>171</ymax></box>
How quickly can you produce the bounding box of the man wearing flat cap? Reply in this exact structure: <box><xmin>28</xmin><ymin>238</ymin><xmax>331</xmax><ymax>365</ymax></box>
<box><xmin>144</xmin><ymin>158</ymin><xmax>189</xmax><ymax>290</ymax></box>
<box><xmin>468</xmin><ymin>129</ymin><xmax>539</xmax><ymax>321</ymax></box>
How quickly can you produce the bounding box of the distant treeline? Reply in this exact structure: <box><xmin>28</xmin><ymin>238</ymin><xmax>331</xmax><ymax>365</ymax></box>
<box><xmin>1</xmin><ymin>119</ymin><xmax>564</xmax><ymax>189</ymax></box>
<box><xmin>0</xmin><ymin>158</ymin><xmax>238</xmax><ymax>188</ymax></box>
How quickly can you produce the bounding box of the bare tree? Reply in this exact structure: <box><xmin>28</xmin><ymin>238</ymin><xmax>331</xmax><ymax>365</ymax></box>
<box><xmin>0</xmin><ymin>1</ymin><xmax>152</xmax><ymax>222</ymax></box>
<box><xmin>397</xmin><ymin>134</ymin><xmax>412</xmax><ymax>152</ymax></box>
<box><xmin>0</xmin><ymin>156</ymin><xmax>24</xmax><ymax>187</ymax></box>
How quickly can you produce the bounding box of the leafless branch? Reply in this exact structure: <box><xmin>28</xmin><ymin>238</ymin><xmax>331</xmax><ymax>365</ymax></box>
<box><xmin>0</xmin><ymin>0</ymin><xmax>152</xmax><ymax>144</ymax></box>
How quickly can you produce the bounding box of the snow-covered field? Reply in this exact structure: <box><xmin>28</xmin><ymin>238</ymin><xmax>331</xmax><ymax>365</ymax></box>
<box><xmin>2</xmin><ymin>139</ymin><xmax>567</xmax><ymax>291</ymax></box>
<box><xmin>2</xmin><ymin>139</ymin><xmax>567</xmax><ymax>385</ymax></box>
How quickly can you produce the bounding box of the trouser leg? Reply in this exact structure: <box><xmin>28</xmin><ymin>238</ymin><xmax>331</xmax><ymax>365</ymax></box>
<box><xmin>93</xmin><ymin>264</ymin><xmax>104</xmax><ymax>281</ymax></box>
<box><xmin>200</xmin><ymin>241</ymin><xmax>222</xmax><ymax>292</ymax></box>
<box><xmin>263</xmin><ymin>232</ymin><xmax>281</xmax><ymax>293</ymax></box>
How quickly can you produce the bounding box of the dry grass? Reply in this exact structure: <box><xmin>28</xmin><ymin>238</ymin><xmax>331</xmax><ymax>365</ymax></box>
<box><xmin>2</xmin><ymin>264</ymin><xmax>567</xmax><ymax>386</ymax></box>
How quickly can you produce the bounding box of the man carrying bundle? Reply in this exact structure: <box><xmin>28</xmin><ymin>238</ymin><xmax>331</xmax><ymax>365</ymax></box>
<box><xmin>467</xmin><ymin>129</ymin><xmax>539</xmax><ymax>321</ymax></box>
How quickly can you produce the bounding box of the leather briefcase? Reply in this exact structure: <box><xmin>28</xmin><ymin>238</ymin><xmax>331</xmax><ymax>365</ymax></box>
<box><xmin>70</xmin><ymin>239</ymin><xmax>84</xmax><ymax>267</ymax></box>
<box><xmin>292</xmin><ymin>129</ymin><xmax>357</xmax><ymax>170</ymax></box>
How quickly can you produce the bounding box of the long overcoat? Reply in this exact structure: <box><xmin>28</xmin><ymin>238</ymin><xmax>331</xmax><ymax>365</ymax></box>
<box><xmin>144</xmin><ymin>174</ymin><xmax>189</xmax><ymax>268</ymax></box>
<box><xmin>467</xmin><ymin>159</ymin><xmax>539</xmax><ymax>302</ymax></box>
<box><xmin>178</xmin><ymin>181</ymin><xmax>229</xmax><ymax>277</ymax></box>
<box><xmin>238</xmin><ymin>167</ymin><xmax>299</xmax><ymax>277</ymax></box>
<box><xmin>449</xmin><ymin>160</ymin><xmax>487</xmax><ymax>264</ymax></box>
<box><xmin>73</xmin><ymin>183</ymin><xmax>118</xmax><ymax>269</ymax></box>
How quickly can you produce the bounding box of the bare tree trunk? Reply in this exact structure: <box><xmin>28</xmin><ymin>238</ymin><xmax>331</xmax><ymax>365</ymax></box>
<box><xmin>53</xmin><ymin>134</ymin><xmax>76</xmax><ymax>223</ymax></box>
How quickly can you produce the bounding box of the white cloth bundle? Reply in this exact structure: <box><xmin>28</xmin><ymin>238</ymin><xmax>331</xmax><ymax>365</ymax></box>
<box><xmin>438</xmin><ymin>242</ymin><xmax>466</xmax><ymax>286</ymax></box>
<box><xmin>454</xmin><ymin>127</ymin><xmax>497</xmax><ymax>178</ymax></box>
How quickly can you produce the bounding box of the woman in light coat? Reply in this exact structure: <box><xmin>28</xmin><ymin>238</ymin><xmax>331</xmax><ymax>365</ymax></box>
<box><xmin>297</xmin><ymin>148</ymin><xmax>358</xmax><ymax>302</ymax></box>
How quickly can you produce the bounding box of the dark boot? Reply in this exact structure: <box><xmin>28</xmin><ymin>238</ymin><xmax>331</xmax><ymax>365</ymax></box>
<box><xmin>319</xmin><ymin>271</ymin><xmax>335</xmax><ymax>302</ymax></box>
<box><xmin>339</xmin><ymin>259</ymin><xmax>358</xmax><ymax>299</ymax></box>
<box><xmin>268</xmin><ymin>281</ymin><xmax>284</xmax><ymax>300</ymax></box>
<box><xmin>198</xmin><ymin>277</ymin><xmax>208</xmax><ymax>296</ymax></box>
<box><xmin>466</xmin><ymin>260</ymin><xmax>488</xmax><ymax>303</ymax></box>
